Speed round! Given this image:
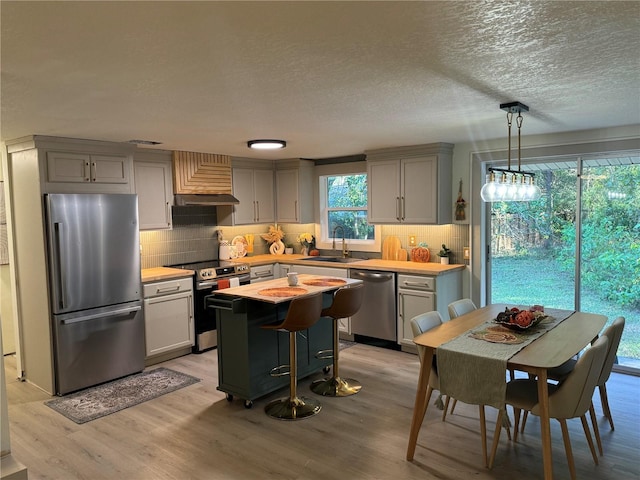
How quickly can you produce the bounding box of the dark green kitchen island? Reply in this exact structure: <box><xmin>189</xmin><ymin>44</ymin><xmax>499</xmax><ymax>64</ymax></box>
<box><xmin>205</xmin><ymin>274</ymin><xmax>362</xmax><ymax>408</ymax></box>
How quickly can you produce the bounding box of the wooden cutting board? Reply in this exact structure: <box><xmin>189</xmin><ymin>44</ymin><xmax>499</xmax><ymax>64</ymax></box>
<box><xmin>382</xmin><ymin>236</ymin><xmax>402</xmax><ymax>260</ymax></box>
<box><xmin>396</xmin><ymin>248</ymin><xmax>408</xmax><ymax>261</ymax></box>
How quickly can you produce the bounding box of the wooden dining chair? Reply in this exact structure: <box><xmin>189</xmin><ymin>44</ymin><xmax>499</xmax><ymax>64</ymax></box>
<box><xmin>489</xmin><ymin>336</ymin><xmax>609</xmax><ymax>479</ymax></box>
<box><xmin>519</xmin><ymin>317</ymin><xmax>625</xmax><ymax>457</ymax></box>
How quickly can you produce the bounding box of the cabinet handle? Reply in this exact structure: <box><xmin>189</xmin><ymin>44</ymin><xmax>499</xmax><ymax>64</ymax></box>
<box><xmin>84</xmin><ymin>161</ymin><xmax>91</xmax><ymax>182</ymax></box>
<box><xmin>91</xmin><ymin>161</ymin><xmax>97</xmax><ymax>182</ymax></box>
<box><xmin>295</xmin><ymin>200</ymin><xmax>298</xmax><ymax>222</ymax></box>
<box><xmin>256</xmin><ymin>201</ymin><xmax>260</xmax><ymax>222</ymax></box>
<box><xmin>166</xmin><ymin>202</ymin><xmax>171</xmax><ymax>226</ymax></box>
<box><xmin>156</xmin><ymin>285</ymin><xmax>181</xmax><ymax>294</ymax></box>
<box><xmin>401</xmin><ymin>196</ymin><xmax>405</xmax><ymax>221</ymax></box>
<box><xmin>396</xmin><ymin>197</ymin><xmax>401</xmax><ymax>221</ymax></box>
<box><xmin>188</xmin><ymin>294</ymin><xmax>193</xmax><ymax>325</ymax></box>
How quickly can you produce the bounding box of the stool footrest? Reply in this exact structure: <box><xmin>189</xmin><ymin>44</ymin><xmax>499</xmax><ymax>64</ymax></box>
<box><xmin>269</xmin><ymin>365</ymin><xmax>290</xmax><ymax>377</ymax></box>
<box><xmin>315</xmin><ymin>349</ymin><xmax>334</xmax><ymax>360</ymax></box>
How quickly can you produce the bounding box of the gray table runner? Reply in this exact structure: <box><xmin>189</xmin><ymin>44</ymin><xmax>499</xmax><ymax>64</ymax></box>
<box><xmin>437</xmin><ymin>308</ymin><xmax>574</xmax><ymax>409</ymax></box>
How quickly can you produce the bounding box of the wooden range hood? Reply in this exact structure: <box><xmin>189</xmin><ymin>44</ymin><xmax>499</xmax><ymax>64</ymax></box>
<box><xmin>172</xmin><ymin>150</ymin><xmax>239</xmax><ymax>205</ymax></box>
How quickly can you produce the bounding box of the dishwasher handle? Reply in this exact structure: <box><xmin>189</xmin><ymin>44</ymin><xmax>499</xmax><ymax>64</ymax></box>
<box><xmin>350</xmin><ymin>270</ymin><xmax>394</xmax><ymax>283</ymax></box>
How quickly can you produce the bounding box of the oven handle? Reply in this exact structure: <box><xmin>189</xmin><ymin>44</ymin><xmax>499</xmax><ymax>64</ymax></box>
<box><xmin>197</xmin><ymin>274</ymin><xmax>251</xmax><ymax>290</ymax></box>
<box><xmin>197</xmin><ymin>281</ymin><xmax>217</xmax><ymax>290</ymax></box>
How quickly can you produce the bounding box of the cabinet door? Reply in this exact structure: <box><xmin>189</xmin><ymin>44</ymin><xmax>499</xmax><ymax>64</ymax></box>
<box><xmin>254</xmin><ymin>169</ymin><xmax>275</xmax><ymax>223</ymax></box>
<box><xmin>90</xmin><ymin>155</ymin><xmax>129</xmax><ymax>184</ymax></box>
<box><xmin>397</xmin><ymin>289</ymin><xmax>435</xmax><ymax>347</ymax></box>
<box><xmin>134</xmin><ymin>160</ymin><xmax>173</xmax><ymax>230</ymax></box>
<box><xmin>276</xmin><ymin>169</ymin><xmax>299</xmax><ymax>223</ymax></box>
<box><xmin>47</xmin><ymin>151</ymin><xmax>90</xmax><ymax>183</ymax></box>
<box><xmin>144</xmin><ymin>290</ymin><xmax>194</xmax><ymax>356</ymax></box>
<box><xmin>232</xmin><ymin>168</ymin><xmax>257</xmax><ymax>224</ymax></box>
<box><xmin>402</xmin><ymin>156</ymin><xmax>437</xmax><ymax>224</ymax></box>
<box><xmin>367</xmin><ymin>160</ymin><xmax>401</xmax><ymax>223</ymax></box>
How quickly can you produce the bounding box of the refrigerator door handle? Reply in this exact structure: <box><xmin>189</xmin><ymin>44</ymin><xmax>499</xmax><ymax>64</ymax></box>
<box><xmin>53</xmin><ymin>222</ymin><xmax>66</xmax><ymax>309</ymax></box>
<box><xmin>61</xmin><ymin>305</ymin><xmax>142</xmax><ymax>325</ymax></box>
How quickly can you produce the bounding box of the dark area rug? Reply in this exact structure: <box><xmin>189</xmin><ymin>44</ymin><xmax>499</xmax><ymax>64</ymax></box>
<box><xmin>45</xmin><ymin>367</ymin><xmax>200</xmax><ymax>424</ymax></box>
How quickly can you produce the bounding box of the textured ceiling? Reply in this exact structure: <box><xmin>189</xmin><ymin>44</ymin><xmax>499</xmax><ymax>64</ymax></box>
<box><xmin>1</xmin><ymin>1</ymin><xmax>639</xmax><ymax>160</ymax></box>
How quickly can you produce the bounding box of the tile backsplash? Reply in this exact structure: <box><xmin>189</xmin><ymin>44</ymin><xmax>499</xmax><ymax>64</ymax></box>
<box><xmin>140</xmin><ymin>210</ymin><xmax>469</xmax><ymax>268</ymax></box>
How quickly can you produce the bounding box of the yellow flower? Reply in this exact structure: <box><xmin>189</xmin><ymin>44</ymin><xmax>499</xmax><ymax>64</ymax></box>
<box><xmin>298</xmin><ymin>233</ymin><xmax>314</xmax><ymax>247</ymax></box>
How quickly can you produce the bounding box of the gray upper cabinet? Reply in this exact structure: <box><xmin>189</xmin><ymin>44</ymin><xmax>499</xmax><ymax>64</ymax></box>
<box><xmin>275</xmin><ymin>160</ymin><xmax>314</xmax><ymax>224</ymax></box>
<box><xmin>133</xmin><ymin>149</ymin><xmax>173</xmax><ymax>230</ymax></box>
<box><xmin>366</xmin><ymin>143</ymin><xmax>453</xmax><ymax>225</ymax></box>
<box><xmin>232</xmin><ymin>167</ymin><xmax>275</xmax><ymax>225</ymax></box>
<box><xmin>39</xmin><ymin>136</ymin><xmax>135</xmax><ymax>194</ymax></box>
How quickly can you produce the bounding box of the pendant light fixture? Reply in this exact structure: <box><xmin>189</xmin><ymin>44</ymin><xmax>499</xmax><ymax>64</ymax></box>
<box><xmin>481</xmin><ymin>102</ymin><xmax>542</xmax><ymax>202</ymax></box>
<box><xmin>247</xmin><ymin>139</ymin><xmax>286</xmax><ymax>150</ymax></box>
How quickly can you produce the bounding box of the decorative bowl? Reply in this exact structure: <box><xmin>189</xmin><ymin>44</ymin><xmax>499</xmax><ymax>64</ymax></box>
<box><xmin>494</xmin><ymin>309</ymin><xmax>546</xmax><ymax>331</ymax></box>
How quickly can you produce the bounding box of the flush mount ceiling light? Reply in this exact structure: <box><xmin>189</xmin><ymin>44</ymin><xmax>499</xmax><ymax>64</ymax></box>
<box><xmin>247</xmin><ymin>139</ymin><xmax>286</xmax><ymax>150</ymax></box>
<box><xmin>481</xmin><ymin>102</ymin><xmax>542</xmax><ymax>202</ymax></box>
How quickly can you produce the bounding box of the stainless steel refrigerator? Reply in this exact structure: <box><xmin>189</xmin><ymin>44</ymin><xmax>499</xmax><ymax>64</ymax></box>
<box><xmin>45</xmin><ymin>193</ymin><xmax>144</xmax><ymax>395</ymax></box>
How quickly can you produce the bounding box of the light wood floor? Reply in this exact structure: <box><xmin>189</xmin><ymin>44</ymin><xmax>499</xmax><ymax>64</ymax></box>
<box><xmin>3</xmin><ymin>344</ymin><xmax>639</xmax><ymax>480</ymax></box>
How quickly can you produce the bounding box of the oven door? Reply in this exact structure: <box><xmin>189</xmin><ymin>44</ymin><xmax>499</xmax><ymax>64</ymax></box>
<box><xmin>194</xmin><ymin>274</ymin><xmax>251</xmax><ymax>353</ymax></box>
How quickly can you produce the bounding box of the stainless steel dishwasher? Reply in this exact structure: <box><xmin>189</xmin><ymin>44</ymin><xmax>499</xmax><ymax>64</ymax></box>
<box><xmin>349</xmin><ymin>269</ymin><xmax>396</xmax><ymax>342</ymax></box>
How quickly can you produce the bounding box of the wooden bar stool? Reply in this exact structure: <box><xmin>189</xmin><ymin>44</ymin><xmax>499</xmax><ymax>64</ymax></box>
<box><xmin>261</xmin><ymin>292</ymin><xmax>324</xmax><ymax>420</ymax></box>
<box><xmin>310</xmin><ymin>284</ymin><xmax>364</xmax><ymax>397</ymax></box>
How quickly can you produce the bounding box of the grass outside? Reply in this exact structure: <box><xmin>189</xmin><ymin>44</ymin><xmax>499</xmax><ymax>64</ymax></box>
<box><xmin>491</xmin><ymin>256</ymin><xmax>640</xmax><ymax>362</ymax></box>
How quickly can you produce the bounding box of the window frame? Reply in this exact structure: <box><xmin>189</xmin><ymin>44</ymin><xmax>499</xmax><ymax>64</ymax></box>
<box><xmin>315</xmin><ymin>172</ymin><xmax>381</xmax><ymax>253</ymax></box>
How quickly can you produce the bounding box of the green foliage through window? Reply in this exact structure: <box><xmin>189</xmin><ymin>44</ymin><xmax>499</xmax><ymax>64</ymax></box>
<box><xmin>326</xmin><ymin>174</ymin><xmax>374</xmax><ymax>240</ymax></box>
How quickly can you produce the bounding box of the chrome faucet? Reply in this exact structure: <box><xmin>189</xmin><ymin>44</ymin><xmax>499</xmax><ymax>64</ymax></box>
<box><xmin>332</xmin><ymin>225</ymin><xmax>349</xmax><ymax>258</ymax></box>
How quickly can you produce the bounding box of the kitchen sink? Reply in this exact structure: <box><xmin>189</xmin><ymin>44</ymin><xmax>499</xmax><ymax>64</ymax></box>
<box><xmin>301</xmin><ymin>256</ymin><xmax>365</xmax><ymax>264</ymax></box>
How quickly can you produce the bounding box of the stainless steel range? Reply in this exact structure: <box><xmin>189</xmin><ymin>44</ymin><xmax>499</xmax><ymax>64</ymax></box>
<box><xmin>168</xmin><ymin>260</ymin><xmax>251</xmax><ymax>352</ymax></box>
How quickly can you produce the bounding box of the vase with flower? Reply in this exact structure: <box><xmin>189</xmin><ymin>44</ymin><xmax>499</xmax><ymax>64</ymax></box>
<box><xmin>261</xmin><ymin>225</ymin><xmax>286</xmax><ymax>255</ymax></box>
<box><xmin>298</xmin><ymin>232</ymin><xmax>315</xmax><ymax>256</ymax></box>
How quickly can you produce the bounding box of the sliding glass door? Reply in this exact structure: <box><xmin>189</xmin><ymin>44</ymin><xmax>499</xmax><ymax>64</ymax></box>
<box><xmin>489</xmin><ymin>155</ymin><xmax>640</xmax><ymax>371</ymax></box>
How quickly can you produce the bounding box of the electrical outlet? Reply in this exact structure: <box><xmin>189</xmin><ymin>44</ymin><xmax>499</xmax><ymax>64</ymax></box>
<box><xmin>409</xmin><ymin>235</ymin><xmax>417</xmax><ymax>247</ymax></box>
<box><xmin>463</xmin><ymin>247</ymin><xmax>470</xmax><ymax>260</ymax></box>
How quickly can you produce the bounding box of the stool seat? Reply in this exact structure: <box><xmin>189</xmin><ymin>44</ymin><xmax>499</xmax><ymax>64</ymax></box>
<box><xmin>310</xmin><ymin>284</ymin><xmax>364</xmax><ymax>397</ymax></box>
<box><xmin>261</xmin><ymin>292</ymin><xmax>324</xmax><ymax>420</ymax></box>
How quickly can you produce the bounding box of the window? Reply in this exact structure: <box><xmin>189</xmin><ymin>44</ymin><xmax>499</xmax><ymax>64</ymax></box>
<box><xmin>316</xmin><ymin>173</ymin><xmax>381</xmax><ymax>253</ymax></box>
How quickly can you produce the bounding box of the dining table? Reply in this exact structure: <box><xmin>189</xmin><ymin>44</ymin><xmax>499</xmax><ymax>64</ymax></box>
<box><xmin>405</xmin><ymin>303</ymin><xmax>607</xmax><ymax>479</ymax></box>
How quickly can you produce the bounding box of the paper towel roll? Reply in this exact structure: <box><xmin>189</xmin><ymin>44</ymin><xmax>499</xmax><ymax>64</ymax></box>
<box><xmin>229</xmin><ymin>277</ymin><xmax>240</xmax><ymax>288</ymax></box>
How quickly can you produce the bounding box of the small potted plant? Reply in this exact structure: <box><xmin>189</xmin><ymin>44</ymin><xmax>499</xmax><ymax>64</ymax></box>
<box><xmin>284</xmin><ymin>243</ymin><xmax>294</xmax><ymax>255</ymax></box>
<box><xmin>438</xmin><ymin>244</ymin><xmax>452</xmax><ymax>264</ymax></box>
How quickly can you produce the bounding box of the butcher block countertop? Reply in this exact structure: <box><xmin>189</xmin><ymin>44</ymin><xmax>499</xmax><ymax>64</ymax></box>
<box><xmin>212</xmin><ymin>274</ymin><xmax>362</xmax><ymax>304</ymax></box>
<box><xmin>141</xmin><ymin>267</ymin><xmax>195</xmax><ymax>283</ymax></box>
<box><xmin>231</xmin><ymin>254</ymin><xmax>465</xmax><ymax>276</ymax></box>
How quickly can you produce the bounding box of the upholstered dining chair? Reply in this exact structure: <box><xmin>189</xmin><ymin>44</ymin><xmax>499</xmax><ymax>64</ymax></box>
<box><xmin>261</xmin><ymin>292</ymin><xmax>324</xmax><ymax>420</ymax></box>
<box><xmin>445</xmin><ymin>298</ymin><xmax>478</xmax><ymax>416</ymax></box>
<box><xmin>447</xmin><ymin>298</ymin><xmax>478</xmax><ymax>320</ymax></box>
<box><xmin>411</xmin><ymin>311</ymin><xmax>496</xmax><ymax>468</ymax></box>
<box><xmin>519</xmin><ymin>317</ymin><xmax>625</xmax><ymax>457</ymax></box>
<box><xmin>489</xmin><ymin>335</ymin><xmax>609</xmax><ymax>479</ymax></box>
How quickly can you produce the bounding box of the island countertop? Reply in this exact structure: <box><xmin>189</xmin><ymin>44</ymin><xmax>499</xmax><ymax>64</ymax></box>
<box><xmin>230</xmin><ymin>254</ymin><xmax>464</xmax><ymax>276</ymax></box>
<box><xmin>212</xmin><ymin>274</ymin><xmax>362</xmax><ymax>304</ymax></box>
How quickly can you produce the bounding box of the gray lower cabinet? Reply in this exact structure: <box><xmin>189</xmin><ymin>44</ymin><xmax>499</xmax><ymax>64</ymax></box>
<box><xmin>208</xmin><ymin>294</ymin><xmax>333</xmax><ymax>407</ymax></box>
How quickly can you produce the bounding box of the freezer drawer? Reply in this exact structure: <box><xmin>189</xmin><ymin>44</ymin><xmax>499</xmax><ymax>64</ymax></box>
<box><xmin>52</xmin><ymin>302</ymin><xmax>144</xmax><ymax>395</ymax></box>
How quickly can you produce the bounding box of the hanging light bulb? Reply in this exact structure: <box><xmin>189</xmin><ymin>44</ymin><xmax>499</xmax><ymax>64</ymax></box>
<box><xmin>480</xmin><ymin>172</ymin><xmax>497</xmax><ymax>202</ymax></box>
